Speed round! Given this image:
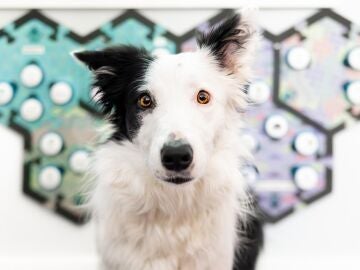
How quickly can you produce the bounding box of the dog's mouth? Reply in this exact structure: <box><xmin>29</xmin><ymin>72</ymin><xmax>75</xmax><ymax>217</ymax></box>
<box><xmin>163</xmin><ymin>176</ymin><xmax>194</xmax><ymax>185</ymax></box>
<box><xmin>155</xmin><ymin>171</ymin><xmax>194</xmax><ymax>185</ymax></box>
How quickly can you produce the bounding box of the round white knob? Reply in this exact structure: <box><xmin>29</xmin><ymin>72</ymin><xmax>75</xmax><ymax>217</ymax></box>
<box><xmin>265</xmin><ymin>115</ymin><xmax>289</xmax><ymax>139</ymax></box>
<box><xmin>248</xmin><ymin>81</ymin><xmax>271</xmax><ymax>104</ymax></box>
<box><xmin>294</xmin><ymin>131</ymin><xmax>319</xmax><ymax>156</ymax></box>
<box><xmin>346</xmin><ymin>81</ymin><xmax>360</xmax><ymax>105</ymax></box>
<box><xmin>153</xmin><ymin>36</ymin><xmax>168</xmax><ymax>47</ymax></box>
<box><xmin>348</xmin><ymin>47</ymin><xmax>360</xmax><ymax>71</ymax></box>
<box><xmin>39</xmin><ymin>132</ymin><xmax>63</xmax><ymax>156</ymax></box>
<box><xmin>241</xmin><ymin>133</ymin><xmax>259</xmax><ymax>152</ymax></box>
<box><xmin>50</xmin><ymin>82</ymin><xmax>73</xmax><ymax>105</ymax></box>
<box><xmin>21</xmin><ymin>64</ymin><xmax>43</xmax><ymax>88</ymax></box>
<box><xmin>39</xmin><ymin>166</ymin><xmax>62</xmax><ymax>191</ymax></box>
<box><xmin>69</xmin><ymin>150</ymin><xmax>90</xmax><ymax>174</ymax></box>
<box><xmin>0</xmin><ymin>82</ymin><xmax>14</xmax><ymax>105</ymax></box>
<box><xmin>294</xmin><ymin>166</ymin><xmax>319</xmax><ymax>191</ymax></box>
<box><xmin>242</xmin><ymin>165</ymin><xmax>258</xmax><ymax>185</ymax></box>
<box><xmin>286</xmin><ymin>46</ymin><xmax>311</xmax><ymax>70</ymax></box>
<box><xmin>20</xmin><ymin>98</ymin><xmax>43</xmax><ymax>122</ymax></box>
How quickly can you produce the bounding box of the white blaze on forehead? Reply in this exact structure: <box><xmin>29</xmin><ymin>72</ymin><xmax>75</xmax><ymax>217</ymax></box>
<box><xmin>148</xmin><ymin>52</ymin><xmax>213</xmax><ymax>82</ymax></box>
<box><xmin>145</xmin><ymin>51</ymin><xmax>230</xmax><ymax>105</ymax></box>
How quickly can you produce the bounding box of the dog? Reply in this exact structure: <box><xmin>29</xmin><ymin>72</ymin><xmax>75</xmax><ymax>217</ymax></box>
<box><xmin>75</xmin><ymin>10</ymin><xmax>263</xmax><ymax>270</ymax></box>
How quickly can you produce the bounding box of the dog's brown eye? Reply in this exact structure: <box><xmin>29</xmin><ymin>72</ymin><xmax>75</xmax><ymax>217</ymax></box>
<box><xmin>197</xmin><ymin>90</ymin><xmax>211</xmax><ymax>104</ymax></box>
<box><xmin>138</xmin><ymin>94</ymin><xmax>152</xmax><ymax>109</ymax></box>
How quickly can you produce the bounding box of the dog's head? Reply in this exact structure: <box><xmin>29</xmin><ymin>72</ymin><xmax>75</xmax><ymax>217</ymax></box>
<box><xmin>75</xmin><ymin>12</ymin><xmax>258</xmax><ymax>186</ymax></box>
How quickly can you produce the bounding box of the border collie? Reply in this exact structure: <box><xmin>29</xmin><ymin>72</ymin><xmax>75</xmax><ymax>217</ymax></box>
<box><xmin>75</xmin><ymin>9</ymin><xmax>263</xmax><ymax>270</ymax></box>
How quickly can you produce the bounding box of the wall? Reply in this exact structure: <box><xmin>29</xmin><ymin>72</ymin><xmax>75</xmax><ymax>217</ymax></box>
<box><xmin>0</xmin><ymin>4</ymin><xmax>359</xmax><ymax>270</ymax></box>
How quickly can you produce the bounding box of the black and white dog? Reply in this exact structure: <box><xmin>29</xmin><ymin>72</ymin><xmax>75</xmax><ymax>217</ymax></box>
<box><xmin>75</xmin><ymin>9</ymin><xmax>263</xmax><ymax>270</ymax></box>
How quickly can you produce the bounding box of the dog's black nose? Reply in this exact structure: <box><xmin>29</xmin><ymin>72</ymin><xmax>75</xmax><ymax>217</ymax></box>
<box><xmin>161</xmin><ymin>142</ymin><xmax>193</xmax><ymax>172</ymax></box>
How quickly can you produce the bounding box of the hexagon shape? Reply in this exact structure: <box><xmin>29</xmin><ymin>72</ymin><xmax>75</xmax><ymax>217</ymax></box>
<box><xmin>0</xmin><ymin>9</ymin><xmax>181</xmax><ymax>224</ymax></box>
<box><xmin>0</xmin><ymin>10</ymin><xmax>106</xmax><ymax>224</ymax></box>
<box><xmin>242</xmin><ymin>29</ymin><xmax>333</xmax><ymax>222</ymax></box>
<box><xmin>276</xmin><ymin>9</ymin><xmax>360</xmax><ymax>133</ymax></box>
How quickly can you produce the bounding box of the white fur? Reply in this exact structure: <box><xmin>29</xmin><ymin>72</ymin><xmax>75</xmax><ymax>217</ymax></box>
<box><xmin>88</xmin><ymin>11</ymin><xmax>259</xmax><ymax>270</ymax></box>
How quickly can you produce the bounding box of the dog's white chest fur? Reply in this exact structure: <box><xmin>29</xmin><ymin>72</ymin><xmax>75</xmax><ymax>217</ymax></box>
<box><xmin>91</xmin><ymin>141</ymin><xmax>246</xmax><ymax>270</ymax></box>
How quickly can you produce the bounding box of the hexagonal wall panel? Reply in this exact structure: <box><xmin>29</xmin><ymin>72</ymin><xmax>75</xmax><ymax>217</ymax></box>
<box><xmin>0</xmin><ymin>9</ymin><xmax>181</xmax><ymax>224</ymax></box>
<box><xmin>276</xmin><ymin>9</ymin><xmax>360</xmax><ymax>132</ymax></box>
<box><xmin>243</xmin><ymin>30</ymin><xmax>333</xmax><ymax>222</ymax></box>
<box><xmin>177</xmin><ymin>9</ymin><xmax>358</xmax><ymax>222</ymax></box>
<box><xmin>0</xmin><ymin>10</ymin><xmax>107</xmax><ymax>223</ymax></box>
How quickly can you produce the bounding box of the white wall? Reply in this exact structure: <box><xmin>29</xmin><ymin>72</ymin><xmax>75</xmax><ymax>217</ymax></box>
<box><xmin>1</xmin><ymin>4</ymin><xmax>360</xmax><ymax>270</ymax></box>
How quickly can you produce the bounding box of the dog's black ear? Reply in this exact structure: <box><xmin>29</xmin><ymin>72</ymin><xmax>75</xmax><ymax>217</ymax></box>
<box><xmin>74</xmin><ymin>50</ymin><xmax>115</xmax><ymax>71</ymax></box>
<box><xmin>74</xmin><ymin>46</ymin><xmax>154</xmax><ymax>140</ymax></box>
<box><xmin>74</xmin><ymin>46</ymin><xmax>154</xmax><ymax>114</ymax></box>
<box><xmin>197</xmin><ymin>10</ymin><xmax>258</xmax><ymax>76</ymax></box>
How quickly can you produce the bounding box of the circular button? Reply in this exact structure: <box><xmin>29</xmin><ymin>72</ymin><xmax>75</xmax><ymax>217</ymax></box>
<box><xmin>154</xmin><ymin>36</ymin><xmax>168</xmax><ymax>47</ymax></box>
<box><xmin>286</xmin><ymin>46</ymin><xmax>311</xmax><ymax>70</ymax></box>
<box><xmin>21</xmin><ymin>64</ymin><xmax>43</xmax><ymax>88</ymax></box>
<box><xmin>241</xmin><ymin>133</ymin><xmax>259</xmax><ymax>152</ymax></box>
<box><xmin>347</xmin><ymin>47</ymin><xmax>360</xmax><ymax>71</ymax></box>
<box><xmin>294</xmin><ymin>166</ymin><xmax>319</xmax><ymax>191</ymax></box>
<box><xmin>242</xmin><ymin>165</ymin><xmax>258</xmax><ymax>185</ymax></box>
<box><xmin>0</xmin><ymin>82</ymin><xmax>14</xmax><ymax>105</ymax></box>
<box><xmin>294</xmin><ymin>131</ymin><xmax>319</xmax><ymax>156</ymax></box>
<box><xmin>20</xmin><ymin>98</ymin><xmax>43</xmax><ymax>122</ymax></box>
<box><xmin>39</xmin><ymin>132</ymin><xmax>63</xmax><ymax>156</ymax></box>
<box><xmin>50</xmin><ymin>82</ymin><xmax>73</xmax><ymax>105</ymax></box>
<box><xmin>346</xmin><ymin>81</ymin><xmax>360</xmax><ymax>105</ymax></box>
<box><xmin>265</xmin><ymin>115</ymin><xmax>289</xmax><ymax>139</ymax></box>
<box><xmin>69</xmin><ymin>150</ymin><xmax>90</xmax><ymax>174</ymax></box>
<box><xmin>38</xmin><ymin>166</ymin><xmax>62</xmax><ymax>191</ymax></box>
<box><xmin>248</xmin><ymin>81</ymin><xmax>271</xmax><ymax>104</ymax></box>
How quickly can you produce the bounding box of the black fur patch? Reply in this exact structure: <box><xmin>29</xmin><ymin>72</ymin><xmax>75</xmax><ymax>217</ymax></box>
<box><xmin>75</xmin><ymin>46</ymin><xmax>154</xmax><ymax>141</ymax></box>
<box><xmin>233</xmin><ymin>214</ymin><xmax>264</xmax><ymax>270</ymax></box>
<box><xmin>196</xmin><ymin>14</ymin><xmax>252</xmax><ymax>69</ymax></box>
